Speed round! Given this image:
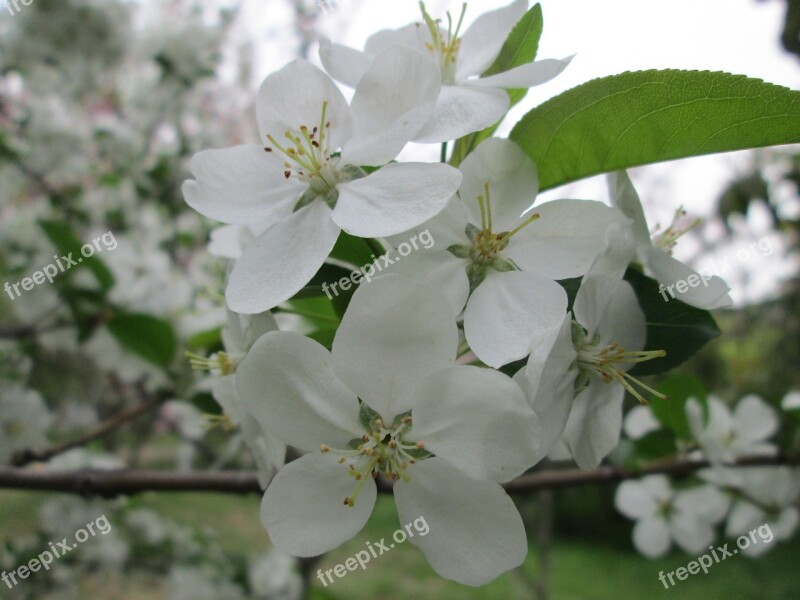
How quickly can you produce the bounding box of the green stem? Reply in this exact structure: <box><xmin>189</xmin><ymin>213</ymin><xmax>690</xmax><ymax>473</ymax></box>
<box><xmin>365</xmin><ymin>237</ymin><xmax>386</xmax><ymax>257</ymax></box>
<box><xmin>440</xmin><ymin>141</ymin><xmax>448</xmax><ymax>163</ymax></box>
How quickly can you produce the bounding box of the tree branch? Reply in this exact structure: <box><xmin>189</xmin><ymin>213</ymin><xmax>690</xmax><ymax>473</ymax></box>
<box><xmin>10</xmin><ymin>391</ymin><xmax>171</xmax><ymax>467</ymax></box>
<box><xmin>0</xmin><ymin>455</ymin><xmax>797</xmax><ymax>498</ymax></box>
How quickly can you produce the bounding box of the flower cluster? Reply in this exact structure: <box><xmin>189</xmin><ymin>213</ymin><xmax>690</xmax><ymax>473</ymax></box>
<box><xmin>616</xmin><ymin>391</ymin><xmax>800</xmax><ymax>558</ymax></box>
<box><xmin>181</xmin><ymin>0</ymin><xmax>742</xmax><ymax>585</ymax></box>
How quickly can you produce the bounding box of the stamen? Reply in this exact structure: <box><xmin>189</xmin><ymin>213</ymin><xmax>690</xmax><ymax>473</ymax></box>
<box><xmin>577</xmin><ymin>342</ymin><xmax>667</xmax><ymax>405</ymax></box>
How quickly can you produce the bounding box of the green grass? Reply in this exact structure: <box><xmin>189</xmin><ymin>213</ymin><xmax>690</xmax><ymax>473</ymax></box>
<box><xmin>1</xmin><ymin>491</ymin><xmax>798</xmax><ymax>599</ymax></box>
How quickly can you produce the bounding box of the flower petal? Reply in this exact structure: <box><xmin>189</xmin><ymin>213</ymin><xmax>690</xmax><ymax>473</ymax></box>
<box><xmin>236</xmin><ymin>331</ymin><xmax>361</xmax><ymax>451</ymax></box>
<box><xmin>564</xmin><ymin>380</ymin><xmax>625</xmax><ymax>470</ymax></box>
<box><xmin>413</xmin><ymin>85</ymin><xmax>510</xmax><ymax>144</ymax></box>
<box><xmin>464</xmin><ymin>270</ymin><xmax>567</xmax><ymax>368</ymax></box>
<box><xmin>632</xmin><ymin>516</ymin><xmax>671</xmax><ymax>558</ymax></box>
<box><xmin>394</xmin><ymin>457</ymin><xmax>527</xmax><ymax>586</ymax></box>
<box><xmin>381</xmin><ymin>250</ymin><xmax>470</xmax><ymax>317</ymax></box>
<box><xmin>615</xmin><ymin>479</ymin><xmax>659</xmax><ymax>520</ymax></box>
<box><xmin>506</xmin><ymin>200</ymin><xmax>629</xmax><ymax>279</ymax></box>
<box><xmin>517</xmin><ymin>314</ymin><xmax>577</xmax><ymax>460</ymax></box>
<box><xmin>471</xmin><ymin>56</ymin><xmax>573</xmax><ymax>89</ymax></box>
<box><xmin>456</xmin><ymin>0</ymin><xmax>528</xmax><ymax>81</ymax></box>
<box><xmin>318</xmin><ymin>38</ymin><xmax>373</xmax><ymax>87</ymax></box>
<box><xmin>182</xmin><ymin>145</ymin><xmax>302</xmax><ymax>225</ymax></box>
<box><xmin>256</xmin><ymin>59</ymin><xmax>352</xmax><ymax>151</ymax></box>
<box><xmin>595</xmin><ymin>280</ymin><xmax>646</xmax><ymax>351</ymax></box>
<box><xmin>410</xmin><ymin>365</ymin><xmax>539</xmax><ymax>482</ymax></box>
<box><xmin>733</xmin><ymin>394</ymin><xmax>778</xmax><ymax>444</ymax></box>
<box><xmin>342</xmin><ymin>46</ymin><xmax>442</xmax><ymax>166</ymax></box>
<box><xmin>364</xmin><ymin>24</ymin><xmax>425</xmax><ymax>56</ymax></box>
<box><xmin>226</xmin><ymin>201</ymin><xmax>340</xmax><ymax>314</ymax></box>
<box><xmin>572</xmin><ymin>222</ymin><xmax>636</xmax><ymax>337</ymax></box>
<box><xmin>607</xmin><ymin>171</ymin><xmax>651</xmax><ymax>247</ymax></box>
<box><xmin>643</xmin><ymin>245</ymin><xmax>732</xmax><ymax>309</ymax></box>
<box><xmin>334</xmin><ymin>163</ymin><xmax>461</xmax><ymax>237</ymax></box>
<box><xmin>332</xmin><ymin>274</ymin><xmax>458</xmax><ymax>421</ymax></box>
<box><xmin>261</xmin><ymin>452</ymin><xmax>376</xmax><ymax>556</ymax></box>
<box><xmin>458</xmin><ymin>138</ymin><xmax>538</xmax><ymax>232</ymax></box>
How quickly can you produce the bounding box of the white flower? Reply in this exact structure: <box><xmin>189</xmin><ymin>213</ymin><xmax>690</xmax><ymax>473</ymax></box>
<box><xmin>686</xmin><ymin>394</ymin><xmax>778</xmax><ymax>463</ymax></box>
<box><xmin>320</xmin><ymin>0</ymin><xmax>573</xmax><ymax>142</ymax></box>
<box><xmin>183</xmin><ymin>48</ymin><xmax>462</xmax><ymax>313</ymax></box>
<box><xmin>518</xmin><ymin>223</ymin><xmax>667</xmax><ymax>469</ymax></box>
<box><xmin>700</xmin><ymin>467</ymin><xmax>800</xmax><ymax>556</ymax></box>
<box><xmin>616</xmin><ymin>475</ymin><xmax>729</xmax><ymax>557</ymax></box>
<box><xmin>608</xmin><ymin>171</ymin><xmax>732</xmax><ymax>309</ymax></box>
<box><xmin>782</xmin><ymin>390</ymin><xmax>800</xmax><ymax>411</ymax></box>
<box><xmin>248</xmin><ymin>552</ymin><xmax>302</xmax><ymax>600</ymax></box>
<box><xmin>194</xmin><ymin>309</ymin><xmax>286</xmax><ymax>487</ymax></box>
<box><xmin>0</xmin><ymin>386</ymin><xmax>52</xmax><ymax>464</ymax></box>
<box><xmin>387</xmin><ymin>137</ymin><xmax>625</xmax><ymax>367</ymax></box>
<box><xmin>623</xmin><ymin>404</ymin><xmax>661</xmax><ymax>440</ymax></box>
<box><xmin>236</xmin><ymin>274</ymin><xmax>540</xmax><ymax>586</ymax></box>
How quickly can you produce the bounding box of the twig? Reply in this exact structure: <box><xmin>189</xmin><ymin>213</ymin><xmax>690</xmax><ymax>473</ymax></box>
<box><xmin>0</xmin><ymin>455</ymin><xmax>797</xmax><ymax>498</ymax></box>
<box><xmin>10</xmin><ymin>391</ymin><xmax>171</xmax><ymax>467</ymax></box>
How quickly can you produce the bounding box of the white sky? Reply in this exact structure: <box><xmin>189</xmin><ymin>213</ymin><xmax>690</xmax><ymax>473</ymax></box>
<box><xmin>229</xmin><ymin>0</ymin><xmax>800</xmax><ymax>304</ymax></box>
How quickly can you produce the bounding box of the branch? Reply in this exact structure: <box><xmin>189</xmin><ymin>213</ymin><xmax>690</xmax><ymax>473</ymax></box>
<box><xmin>0</xmin><ymin>455</ymin><xmax>797</xmax><ymax>498</ymax></box>
<box><xmin>11</xmin><ymin>391</ymin><xmax>171</xmax><ymax>467</ymax></box>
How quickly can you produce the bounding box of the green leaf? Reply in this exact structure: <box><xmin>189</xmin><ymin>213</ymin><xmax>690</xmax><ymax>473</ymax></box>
<box><xmin>631</xmin><ymin>429</ymin><xmax>677</xmax><ymax>461</ymax></box>
<box><xmin>329</xmin><ymin>231</ymin><xmax>376</xmax><ymax>267</ymax></box>
<box><xmin>450</xmin><ymin>3</ymin><xmax>543</xmax><ymax>165</ymax></box>
<box><xmin>510</xmin><ymin>70</ymin><xmax>800</xmax><ymax>192</ymax></box>
<box><xmin>107</xmin><ymin>312</ymin><xmax>178</xmax><ymax>367</ymax></box>
<box><xmin>38</xmin><ymin>220</ymin><xmax>115</xmax><ymax>291</ymax></box>
<box><xmin>624</xmin><ymin>268</ymin><xmax>720</xmax><ymax>376</ymax></box>
<box><xmin>650</xmin><ymin>374</ymin><xmax>708</xmax><ymax>441</ymax></box>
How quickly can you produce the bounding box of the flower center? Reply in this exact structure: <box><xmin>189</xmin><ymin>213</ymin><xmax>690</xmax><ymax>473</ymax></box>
<box><xmin>418</xmin><ymin>2</ymin><xmax>467</xmax><ymax>84</ymax></box>
<box><xmin>264</xmin><ymin>101</ymin><xmax>342</xmax><ymax>197</ymax></box>
<box><xmin>573</xmin><ymin>322</ymin><xmax>667</xmax><ymax>405</ymax></box>
<box><xmin>651</xmin><ymin>206</ymin><xmax>701</xmax><ymax>255</ymax></box>
<box><xmin>3</xmin><ymin>419</ymin><xmax>23</xmax><ymax>438</ymax></box>
<box><xmin>321</xmin><ymin>410</ymin><xmax>428</xmax><ymax>507</ymax></box>
<box><xmin>186</xmin><ymin>350</ymin><xmax>241</xmax><ymax>376</ymax></box>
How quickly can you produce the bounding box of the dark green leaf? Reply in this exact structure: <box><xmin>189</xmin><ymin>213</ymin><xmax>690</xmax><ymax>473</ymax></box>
<box><xmin>650</xmin><ymin>373</ymin><xmax>708</xmax><ymax>440</ymax></box>
<box><xmin>107</xmin><ymin>312</ymin><xmax>178</xmax><ymax>367</ymax></box>
<box><xmin>625</xmin><ymin>268</ymin><xmax>720</xmax><ymax>375</ymax></box>
<box><xmin>510</xmin><ymin>70</ymin><xmax>800</xmax><ymax>191</ymax></box>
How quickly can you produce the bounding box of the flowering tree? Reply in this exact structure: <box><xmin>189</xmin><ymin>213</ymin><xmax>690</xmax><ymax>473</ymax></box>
<box><xmin>1</xmin><ymin>0</ymin><xmax>800</xmax><ymax>597</ymax></box>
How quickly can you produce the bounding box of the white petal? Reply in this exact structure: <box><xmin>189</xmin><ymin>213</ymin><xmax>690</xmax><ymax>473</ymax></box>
<box><xmin>632</xmin><ymin>517</ymin><xmax>671</xmax><ymax>558</ymax></box>
<box><xmin>782</xmin><ymin>390</ymin><xmax>800</xmax><ymax>410</ymax></box>
<box><xmin>332</xmin><ymin>274</ymin><xmax>457</xmax><ymax>421</ymax></box>
<box><xmin>669</xmin><ymin>515</ymin><xmax>715</xmax><ymax>555</ymax></box>
<box><xmin>318</xmin><ymin>38</ymin><xmax>373</xmax><ymax>87</ymax></box>
<box><xmin>726</xmin><ymin>500</ymin><xmax>764</xmax><ymax>537</ymax></box>
<box><xmin>382</xmin><ymin>250</ymin><xmax>470</xmax><ymax>317</ymax></box>
<box><xmin>386</xmin><ymin>194</ymin><xmax>470</xmax><ymax>250</ymax></box>
<box><xmin>644</xmin><ymin>246</ymin><xmax>732</xmax><ymax>309</ymax></box>
<box><xmin>261</xmin><ymin>452</ymin><xmax>376</xmax><ymax>556</ymax></box>
<box><xmin>226</xmin><ymin>201</ymin><xmax>340</xmax><ymax>314</ymax></box>
<box><xmin>458</xmin><ymin>138</ymin><xmax>538</xmax><ymax>232</ymax></box>
<box><xmin>471</xmin><ymin>57</ymin><xmax>573</xmax><ymax>89</ymax></box>
<box><xmin>334</xmin><ymin>163</ymin><xmax>461</xmax><ymax>237</ymax></box>
<box><xmin>364</xmin><ymin>24</ymin><xmax>426</xmax><ymax>56</ymax></box>
<box><xmin>394</xmin><ymin>458</ymin><xmax>527</xmax><ymax>586</ymax></box>
<box><xmin>465</xmin><ymin>270</ymin><xmax>568</xmax><ymax>368</ymax></box>
<box><xmin>623</xmin><ymin>405</ymin><xmax>660</xmax><ymax>440</ymax></box>
<box><xmin>222</xmin><ymin>309</ymin><xmax>278</xmax><ymax>354</ymax></box>
<box><xmin>505</xmin><ymin>200</ymin><xmax>629</xmax><ymax>279</ymax></box>
<box><xmin>607</xmin><ymin>171</ymin><xmax>651</xmax><ymax>247</ymax></box>
<box><xmin>256</xmin><ymin>59</ymin><xmax>352</xmax><ymax>151</ymax></box>
<box><xmin>413</xmin><ymin>85</ymin><xmax>510</xmax><ymax>144</ymax></box>
<box><xmin>208</xmin><ymin>225</ymin><xmax>258</xmax><ymax>260</ymax></box>
<box><xmin>615</xmin><ymin>480</ymin><xmax>658</xmax><ymax>520</ymax></box>
<box><xmin>595</xmin><ymin>281</ymin><xmax>646</xmax><ymax>352</ymax></box>
<box><xmin>732</xmin><ymin>394</ymin><xmax>778</xmax><ymax>443</ymax></box>
<box><xmin>674</xmin><ymin>485</ymin><xmax>731</xmax><ymax>524</ymax></box>
<box><xmin>517</xmin><ymin>314</ymin><xmax>577</xmax><ymax>459</ymax></box>
<box><xmin>640</xmin><ymin>474</ymin><xmax>674</xmax><ymax>501</ymax></box>
<box><xmin>183</xmin><ymin>145</ymin><xmax>302</xmax><ymax>225</ymax></box>
<box><xmin>456</xmin><ymin>0</ymin><xmax>529</xmax><ymax>81</ymax></box>
<box><xmin>236</xmin><ymin>331</ymin><xmax>361</xmax><ymax>451</ymax></box>
<box><xmin>564</xmin><ymin>381</ymin><xmax>624</xmax><ymax>470</ymax></box>
<box><xmin>572</xmin><ymin>222</ymin><xmax>636</xmax><ymax>337</ymax></box>
<box><xmin>342</xmin><ymin>46</ymin><xmax>442</xmax><ymax>166</ymax></box>
<box><xmin>410</xmin><ymin>366</ymin><xmax>539</xmax><ymax>482</ymax></box>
